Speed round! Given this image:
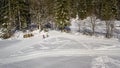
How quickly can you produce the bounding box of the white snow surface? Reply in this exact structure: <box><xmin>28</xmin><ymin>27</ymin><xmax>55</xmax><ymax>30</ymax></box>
<box><xmin>0</xmin><ymin>18</ymin><xmax>120</xmax><ymax>68</ymax></box>
<box><xmin>0</xmin><ymin>30</ymin><xmax>120</xmax><ymax>68</ymax></box>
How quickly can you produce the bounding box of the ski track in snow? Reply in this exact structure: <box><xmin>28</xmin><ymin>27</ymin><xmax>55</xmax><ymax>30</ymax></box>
<box><xmin>0</xmin><ymin>49</ymin><xmax>120</xmax><ymax>65</ymax></box>
<box><xmin>0</xmin><ymin>31</ymin><xmax>120</xmax><ymax>68</ymax></box>
<box><xmin>92</xmin><ymin>56</ymin><xmax>120</xmax><ymax>68</ymax></box>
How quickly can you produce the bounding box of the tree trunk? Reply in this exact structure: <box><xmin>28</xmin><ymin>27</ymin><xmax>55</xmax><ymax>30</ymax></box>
<box><xmin>105</xmin><ymin>21</ymin><xmax>111</xmax><ymax>38</ymax></box>
<box><xmin>105</xmin><ymin>20</ymin><xmax>115</xmax><ymax>38</ymax></box>
<box><xmin>18</xmin><ymin>10</ymin><xmax>21</xmax><ymax>30</ymax></box>
<box><xmin>78</xmin><ymin>20</ymin><xmax>81</xmax><ymax>32</ymax></box>
<box><xmin>110</xmin><ymin>21</ymin><xmax>114</xmax><ymax>37</ymax></box>
<box><xmin>90</xmin><ymin>16</ymin><xmax>96</xmax><ymax>36</ymax></box>
<box><xmin>26</xmin><ymin>0</ymin><xmax>31</xmax><ymax>29</ymax></box>
<box><xmin>78</xmin><ymin>23</ymin><xmax>80</xmax><ymax>32</ymax></box>
<box><xmin>92</xmin><ymin>24</ymin><xmax>95</xmax><ymax>35</ymax></box>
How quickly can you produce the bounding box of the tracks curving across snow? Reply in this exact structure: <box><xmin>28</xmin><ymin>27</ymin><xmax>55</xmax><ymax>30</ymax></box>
<box><xmin>0</xmin><ymin>49</ymin><xmax>120</xmax><ymax>64</ymax></box>
<box><xmin>0</xmin><ymin>31</ymin><xmax>120</xmax><ymax>68</ymax></box>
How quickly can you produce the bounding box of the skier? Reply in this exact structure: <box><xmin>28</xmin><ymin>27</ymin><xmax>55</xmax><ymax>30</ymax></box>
<box><xmin>41</xmin><ymin>28</ymin><xmax>50</xmax><ymax>39</ymax></box>
<box><xmin>46</xmin><ymin>31</ymin><xmax>49</xmax><ymax>37</ymax></box>
<box><xmin>43</xmin><ymin>34</ymin><xmax>45</xmax><ymax>39</ymax></box>
<box><xmin>41</xmin><ymin>30</ymin><xmax>46</xmax><ymax>39</ymax></box>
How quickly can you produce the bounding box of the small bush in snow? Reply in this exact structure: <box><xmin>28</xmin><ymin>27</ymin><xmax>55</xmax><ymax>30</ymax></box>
<box><xmin>23</xmin><ymin>33</ymin><xmax>34</xmax><ymax>38</ymax></box>
<box><xmin>0</xmin><ymin>28</ymin><xmax>13</xmax><ymax>39</ymax></box>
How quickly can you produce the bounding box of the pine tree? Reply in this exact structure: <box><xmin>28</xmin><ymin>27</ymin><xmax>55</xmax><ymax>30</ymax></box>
<box><xmin>86</xmin><ymin>0</ymin><xmax>97</xmax><ymax>35</ymax></box>
<box><xmin>101</xmin><ymin>0</ymin><xmax>118</xmax><ymax>38</ymax></box>
<box><xmin>76</xmin><ymin>0</ymin><xmax>87</xmax><ymax>32</ymax></box>
<box><xmin>0</xmin><ymin>0</ymin><xmax>10</xmax><ymax>29</ymax></box>
<box><xmin>117</xmin><ymin>0</ymin><xmax>120</xmax><ymax>20</ymax></box>
<box><xmin>11</xmin><ymin>0</ymin><xmax>31</xmax><ymax>30</ymax></box>
<box><xmin>54</xmin><ymin>0</ymin><xmax>70</xmax><ymax>31</ymax></box>
<box><xmin>69</xmin><ymin>0</ymin><xmax>78</xmax><ymax>18</ymax></box>
<box><xmin>25</xmin><ymin>0</ymin><xmax>31</xmax><ymax>29</ymax></box>
<box><xmin>0</xmin><ymin>0</ymin><xmax>15</xmax><ymax>39</ymax></box>
<box><xmin>78</xmin><ymin>0</ymin><xmax>87</xmax><ymax>20</ymax></box>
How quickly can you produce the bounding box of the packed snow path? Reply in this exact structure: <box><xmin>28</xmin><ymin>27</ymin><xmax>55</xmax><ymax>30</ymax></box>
<box><xmin>0</xmin><ymin>49</ymin><xmax>120</xmax><ymax>64</ymax></box>
<box><xmin>0</xmin><ymin>31</ymin><xmax>120</xmax><ymax>68</ymax></box>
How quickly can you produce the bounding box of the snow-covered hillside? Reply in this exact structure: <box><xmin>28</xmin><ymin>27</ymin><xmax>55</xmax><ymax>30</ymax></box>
<box><xmin>70</xmin><ymin>18</ymin><xmax>120</xmax><ymax>40</ymax></box>
<box><xmin>0</xmin><ymin>30</ymin><xmax>120</xmax><ymax>68</ymax></box>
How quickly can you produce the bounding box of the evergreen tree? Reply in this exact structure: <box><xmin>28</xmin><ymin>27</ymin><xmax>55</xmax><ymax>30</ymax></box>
<box><xmin>69</xmin><ymin>0</ymin><xmax>78</xmax><ymax>18</ymax></box>
<box><xmin>54</xmin><ymin>0</ymin><xmax>70</xmax><ymax>31</ymax></box>
<box><xmin>25</xmin><ymin>0</ymin><xmax>31</xmax><ymax>29</ymax></box>
<box><xmin>117</xmin><ymin>0</ymin><xmax>120</xmax><ymax>20</ymax></box>
<box><xmin>101</xmin><ymin>0</ymin><xmax>118</xmax><ymax>38</ymax></box>
<box><xmin>86</xmin><ymin>0</ymin><xmax>97</xmax><ymax>35</ymax></box>
<box><xmin>0</xmin><ymin>0</ymin><xmax>15</xmax><ymax>39</ymax></box>
<box><xmin>11</xmin><ymin>0</ymin><xmax>31</xmax><ymax>30</ymax></box>
<box><xmin>0</xmin><ymin>0</ymin><xmax>10</xmax><ymax>29</ymax></box>
<box><xmin>76</xmin><ymin>0</ymin><xmax>87</xmax><ymax>32</ymax></box>
<box><xmin>77</xmin><ymin>0</ymin><xmax>87</xmax><ymax>20</ymax></box>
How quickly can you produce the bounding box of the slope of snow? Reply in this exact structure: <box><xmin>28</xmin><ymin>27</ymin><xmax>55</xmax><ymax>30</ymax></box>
<box><xmin>0</xmin><ymin>18</ymin><xmax>120</xmax><ymax>68</ymax></box>
<box><xmin>0</xmin><ymin>30</ymin><xmax>120</xmax><ymax>68</ymax></box>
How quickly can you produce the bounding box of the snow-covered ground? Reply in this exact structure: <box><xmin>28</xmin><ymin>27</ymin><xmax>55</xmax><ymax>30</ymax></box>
<box><xmin>70</xmin><ymin>18</ymin><xmax>120</xmax><ymax>39</ymax></box>
<box><xmin>0</xmin><ymin>30</ymin><xmax>120</xmax><ymax>68</ymax></box>
<box><xmin>0</xmin><ymin>18</ymin><xmax>120</xmax><ymax>68</ymax></box>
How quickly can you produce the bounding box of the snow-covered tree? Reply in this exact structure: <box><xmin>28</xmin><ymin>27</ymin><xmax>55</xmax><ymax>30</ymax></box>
<box><xmin>77</xmin><ymin>0</ymin><xmax>87</xmax><ymax>32</ymax></box>
<box><xmin>86</xmin><ymin>0</ymin><xmax>98</xmax><ymax>35</ymax></box>
<box><xmin>54</xmin><ymin>0</ymin><xmax>70</xmax><ymax>31</ymax></box>
<box><xmin>101</xmin><ymin>0</ymin><xmax>118</xmax><ymax>38</ymax></box>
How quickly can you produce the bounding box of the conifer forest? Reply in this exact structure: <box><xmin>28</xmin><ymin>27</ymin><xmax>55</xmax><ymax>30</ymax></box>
<box><xmin>0</xmin><ymin>0</ymin><xmax>120</xmax><ymax>39</ymax></box>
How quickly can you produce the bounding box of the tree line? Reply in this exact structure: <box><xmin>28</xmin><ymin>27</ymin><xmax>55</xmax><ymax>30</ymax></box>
<box><xmin>0</xmin><ymin>0</ymin><xmax>120</xmax><ymax>38</ymax></box>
